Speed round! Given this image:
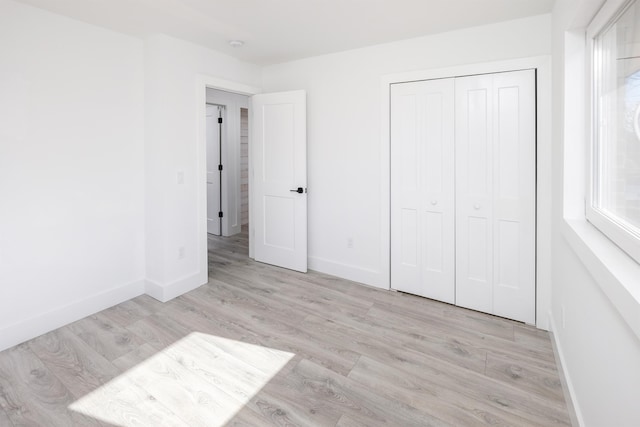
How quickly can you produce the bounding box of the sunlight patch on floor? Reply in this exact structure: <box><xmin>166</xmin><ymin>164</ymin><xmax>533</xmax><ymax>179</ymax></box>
<box><xmin>69</xmin><ymin>333</ymin><xmax>295</xmax><ymax>426</ymax></box>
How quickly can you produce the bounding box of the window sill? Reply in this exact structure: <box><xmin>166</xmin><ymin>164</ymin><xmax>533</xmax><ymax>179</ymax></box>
<box><xmin>562</xmin><ymin>218</ymin><xmax>640</xmax><ymax>339</ymax></box>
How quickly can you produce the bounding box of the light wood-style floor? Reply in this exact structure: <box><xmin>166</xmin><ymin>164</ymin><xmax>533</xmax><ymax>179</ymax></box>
<box><xmin>0</xmin><ymin>228</ymin><xmax>572</xmax><ymax>426</ymax></box>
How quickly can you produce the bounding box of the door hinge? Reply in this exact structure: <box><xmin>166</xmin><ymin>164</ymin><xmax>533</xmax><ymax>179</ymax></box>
<box><xmin>218</xmin><ymin>117</ymin><xmax>223</xmax><ymax>124</ymax></box>
<box><xmin>218</xmin><ymin>211</ymin><xmax>223</xmax><ymax>218</ymax></box>
<box><xmin>218</xmin><ymin>164</ymin><xmax>223</xmax><ymax>171</ymax></box>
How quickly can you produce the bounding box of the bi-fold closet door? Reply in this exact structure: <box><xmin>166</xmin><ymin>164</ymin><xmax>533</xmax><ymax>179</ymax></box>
<box><xmin>390</xmin><ymin>69</ymin><xmax>536</xmax><ymax>324</ymax></box>
<box><xmin>391</xmin><ymin>78</ymin><xmax>456</xmax><ymax>304</ymax></box>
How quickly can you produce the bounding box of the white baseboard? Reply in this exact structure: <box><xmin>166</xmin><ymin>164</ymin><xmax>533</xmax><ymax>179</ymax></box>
<box><xmin>308</xmin><ymin>256</ymin><xmax>387</xmax><ymax>290</ymax></box>
<box><xmin>145</xmin><ymin>271</ymin><xmax>208</xmax><ymax>303</ymax></box>
<box><xmin>0</xmin><ymin>279</ymin><xmax>145</xmax><ymax>353</ymax></box>
<box><xmin>548</xmin><ymin>312</ymin><xmax>584</xmax><ymax>427</ymax></box>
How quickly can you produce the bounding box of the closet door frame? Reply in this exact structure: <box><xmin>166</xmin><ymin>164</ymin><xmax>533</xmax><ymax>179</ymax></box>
<box><xmin>380</xmin><ymin>56</ymin><xmax>552</xmax><ymax>330</ymax></box>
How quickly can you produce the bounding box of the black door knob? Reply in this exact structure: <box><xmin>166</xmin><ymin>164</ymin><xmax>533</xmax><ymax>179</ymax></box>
<box><xmin>290</xmin><ymin>187</ymin><xmax>304</xmax><ymax>194</ymax></box>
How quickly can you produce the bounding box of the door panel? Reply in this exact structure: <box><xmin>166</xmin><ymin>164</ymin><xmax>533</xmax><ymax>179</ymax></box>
<box><xmin>391</xmin><ymin>79</ymin><xmax>455</xmax><ymax>304</ymax></box>
<box><xmin>491</xmin><ymin>70</ymin><xmax>536</xmax><ymax>324</ymax></box>
<box><xmin>455</xmin><ymin>74</ymin><xmax>494</xmax><ymax>313</ymax></box>
<box><xmin>401</xmin><ymin>208</ymin><xmax>418</xmax><ymax>267</ymax></box>
<box><xmin>264</xmin><ymin>104</ymin><xmax>295</xmax><ymax>182</ymax></box>
<box><xmin>424</xmin><ymin>211</ymin><xmax>443</xmax><ymax>272</ymax></box>
<box><xmin>264</xmin><ymin>195</ymin><xmax>295</xmax><ymax>248</ymax></box>
<box><xmin>252</xmin><ymin>90</ymin><xmax>307</xmax><ymax>272</ymax></box>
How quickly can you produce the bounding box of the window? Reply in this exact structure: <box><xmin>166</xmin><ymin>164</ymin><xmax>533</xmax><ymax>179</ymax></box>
<box><xmin>588</xmin><ymin>0</ymin><xmax>640</xmax><ymax>263</ymax></box>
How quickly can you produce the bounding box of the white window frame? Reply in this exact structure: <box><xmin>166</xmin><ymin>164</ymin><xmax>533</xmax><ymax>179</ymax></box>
<box><xmin>586</xmin><ymin>0</ymin><xmax>640</xmax><ymax>264</ymax></box>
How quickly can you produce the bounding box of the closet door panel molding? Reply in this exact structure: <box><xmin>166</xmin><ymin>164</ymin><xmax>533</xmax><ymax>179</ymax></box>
<box><xmin>455</xmin><ymin>74</ymin><xmax>495</xmax><ymax>315</ymax></box>
<box><xmin>491</xmin><ymin>70</ymin><xmax>536</xmax><ymax>324</ymax></box>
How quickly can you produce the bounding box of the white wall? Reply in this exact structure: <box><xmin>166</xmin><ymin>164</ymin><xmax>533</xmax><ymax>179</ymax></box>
<box><xmin>550</xmin><ymin>0</ymin><xmax>640</xmax><ymax>425</ymax></box>
<box><xmin>261</xmin><ymin>14</ymin><xmax>552</xmax><ymax>288</ymax></box>
<box><xmin>144</xmin><ymin>35</ymin><xmax>260</xmax><ymax>301</ymax></box>
<box><xmin>0</xmin><ymin>1</ymin><xmax>261</xmax><ymax>350</ymax></box>
<box><xmin>0</xmin><ymin>0</ymin><xmax>145</xmax><ymax>351</ymax></box>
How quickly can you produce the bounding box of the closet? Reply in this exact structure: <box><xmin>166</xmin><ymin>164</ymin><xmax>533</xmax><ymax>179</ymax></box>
<box><xmin>390</xmin><ymin>69</ymin><xmax>536</xmax><ymax>324</ymax></box>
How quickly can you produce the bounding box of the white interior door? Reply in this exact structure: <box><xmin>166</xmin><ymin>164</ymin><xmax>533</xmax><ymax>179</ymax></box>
<box><xmin>206</xmin><ymin>104</ymin><xmax>221</xmax><ymax>236</ymax></box>
<box><xmin>455</xmin><ymin>69</ymin><xmax>536</xmax><ymax>324</ymax></box>
<box><xmin>391</xmin><ymin>79</ymin><xmax>456</xmax><ymax>303</ymax></box>
<box><xmin>251</xmin><ymin>90</ymin><xmax>307</xmax><ymax>272</ymax></box>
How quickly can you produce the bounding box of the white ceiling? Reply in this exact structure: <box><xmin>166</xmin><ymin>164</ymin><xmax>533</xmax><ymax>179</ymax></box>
<box><xmin>16</xmin><ymin>0</ymin><xmax>555</xmax><ymax>65</ymax></box>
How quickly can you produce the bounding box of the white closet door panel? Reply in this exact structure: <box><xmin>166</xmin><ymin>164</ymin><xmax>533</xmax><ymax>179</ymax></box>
<box><xmin>400</xmin><ymin>209</ymin><xmax>419</xmax><ymax>267</ymax></box>
<box><xmin>492</xmin><ymin>70</ymin><xmax>536</xmax><ymax>324</ymax></box>
<box><xmin>455</xmin><ymin>70</ymin><xmax>536</xmax><ymax>323</ymax></box>
<box><xmin>455</xmin><ymin>74</ymin><xmax>494</xmax><ymax>313</ymax></box>
<box><xmin>391</xmin><ymin>79</ymin><xmax>455</xmax><ymax>303</ymax></box>
<box><xmin>392</xmin><ymin>90</ymin><xmax>420</xmax><ymax>291</ymax></box>
<box><xmin>421</xmin><ymin>88</ymin><xmax>455</xmax><ymax>303</ymax></box>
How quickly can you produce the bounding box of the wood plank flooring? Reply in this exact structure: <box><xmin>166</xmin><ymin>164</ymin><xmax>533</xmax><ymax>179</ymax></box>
<box><xmin>0</xmin><ymin>228</ymin><xmax>572</xmax><ymax>426</ymax></box>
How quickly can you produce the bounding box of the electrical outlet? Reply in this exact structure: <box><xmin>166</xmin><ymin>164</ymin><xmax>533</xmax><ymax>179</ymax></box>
<box><xmin>347</xmin><ymin>237</ymin><xmax>354</xmax><ymax>248</ymax></box>
<box><xmin>177</xmin><ymin>171</ymin><xmax>184</xmax><ymax>185</ymax></box>
<box><xmin>178</xmin><ymin>246</ymin><xmax>185</xmax><ymax>260</ymax></box>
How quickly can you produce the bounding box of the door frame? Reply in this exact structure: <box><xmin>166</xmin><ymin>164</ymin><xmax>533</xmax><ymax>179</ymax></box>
<box><xmin>196</xmin><ymin>76</ymin><xmax>260</xmax><ymax>277</ymax></box>
<box><xmin>381</xmin><ymin>55</ymin><xmax>552</xmax><ymax>329</ymax></box>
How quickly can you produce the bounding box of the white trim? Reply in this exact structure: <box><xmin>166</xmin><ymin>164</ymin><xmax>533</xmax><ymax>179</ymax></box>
<box><xmin>562</xmin><ymin>219</ymin><xmax>640</xmax><ymax>338</ymax></box>
<box><xmin>145</xmin><ymin>272</ymin><xmax>206</xmax><ymax>303</ymax></box>
<box><xmin>199</xmin><ymin>76</ymin><xmax>261</xmax><ymax>97</ymax></box>
<box><xmin>563</xmin><ymin>30</ymin><xmax>588</xmax><ymax>220</ymax></box>
<box><xmin>587</xmin><ymin>0</ymin><xmax>631</xmax><ymax>38</ymax></box>
<box><xmin>586</xmin><ymin>208</ymin><xmax>640</xmax><ymax>261</ymax></box>
<box><xmin>548</xmin><ymin>312</ymin><xmax>585</xmax><ymax>427</ymax></box>
<box><xmin>309</xmin><ymin>256</ymin><xmax>386</xmax><ymax>289</ymax></box>
<box><xmin>380</xmin><ymin>56</ymin><xmax>553</xmax><ymax>329</ymax></box>
<box><xmin>196</xmin><ymin>75</ymin><xmax>261</xmax><ymax>281</ymax></box>
<box><xmin>0</xmin><ymin>279</ymin><xmax>145</xmax><ymax>352</ymax></box>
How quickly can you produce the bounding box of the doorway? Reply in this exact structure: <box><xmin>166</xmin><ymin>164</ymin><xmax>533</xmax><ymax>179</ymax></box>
<box><xmin>205</xmin><ymin>88</ymin><xmax>250</xmax><ymax>253</ymax></box>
